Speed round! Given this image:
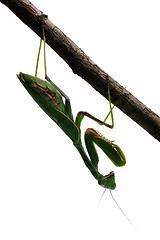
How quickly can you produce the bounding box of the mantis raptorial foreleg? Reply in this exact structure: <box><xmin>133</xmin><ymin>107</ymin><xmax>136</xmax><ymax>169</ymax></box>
<box><xmin>17</xmin><ymin>15</ymin><xmax>126</xmax><ymax>190</ymax></box>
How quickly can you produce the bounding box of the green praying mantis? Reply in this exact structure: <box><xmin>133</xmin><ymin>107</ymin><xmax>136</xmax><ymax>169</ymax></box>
<box><xmin>17</xmin><ymin>18</ymin><xmax>126</xmax><ymax>191</ymax></box>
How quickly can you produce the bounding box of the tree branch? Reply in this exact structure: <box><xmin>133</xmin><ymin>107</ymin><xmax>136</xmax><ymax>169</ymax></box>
<box><xmin>1</xmin><ymin>0</ymin><xmax>160</xmax><ymax>141</ymax></box>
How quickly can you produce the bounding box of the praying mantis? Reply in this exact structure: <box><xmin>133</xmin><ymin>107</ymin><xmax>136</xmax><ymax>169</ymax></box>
<box><xmin>17</xmin><ymin>17</ymin><xmax>126</xmax><ymax>190</ymax></box>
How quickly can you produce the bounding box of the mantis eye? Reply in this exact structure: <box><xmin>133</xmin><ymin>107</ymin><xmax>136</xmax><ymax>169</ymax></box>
<box><xmin>98</xmin><ymin>171</ymin><xmax>116</xmax><ymax>190</ymax></box>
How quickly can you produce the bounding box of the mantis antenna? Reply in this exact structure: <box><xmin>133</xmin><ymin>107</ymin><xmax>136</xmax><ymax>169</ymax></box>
<box><xmin>109</xmin><ymin>190</ymin><xmax>138</xmax><ymax>231</ymax></box>
<box><xmin>99</xmin><ymin>189</ymin><xmax>138</xmax><ymax>231</ymax></box>
<box><xmin>99</xmin><ymin>189</ymin><xmax>107</xmax><ymax>204</ymax></box>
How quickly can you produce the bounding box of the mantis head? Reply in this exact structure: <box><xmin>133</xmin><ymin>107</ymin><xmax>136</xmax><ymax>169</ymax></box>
<box><xmin>98</xmin><ymin>171</ymin><xmax>116</xmax><ymax>190</ymax></box>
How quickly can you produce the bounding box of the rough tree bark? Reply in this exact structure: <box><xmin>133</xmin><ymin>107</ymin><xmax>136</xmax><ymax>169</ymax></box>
<box><xmin>1</xmin><ymin>0</ymin><xmax>160</xmax><ymax>141</ymax></box>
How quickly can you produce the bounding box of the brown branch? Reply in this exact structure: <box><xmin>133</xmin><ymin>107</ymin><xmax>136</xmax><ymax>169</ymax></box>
<box><xmin>1</xmin><ymin>0</ymin><xmax>160</xmax><ymax>141</ymax></box>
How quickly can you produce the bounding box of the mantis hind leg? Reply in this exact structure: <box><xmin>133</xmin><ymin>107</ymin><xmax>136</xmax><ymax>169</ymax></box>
<box><xmin>34</xmin><ymin>14</ymin><xmax>73</xmax><ymax>119</ymax></box>
<box><xmin>40</xmin><ymin>15</ymin><xmax>71</xmax><ymax>103</ymax></box>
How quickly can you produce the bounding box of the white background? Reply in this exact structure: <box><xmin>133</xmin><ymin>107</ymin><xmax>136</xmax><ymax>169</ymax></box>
<box><xmin>0</xmin><ymin>1</ymin><xmax>160</xmax><ymax>239</ymax></box>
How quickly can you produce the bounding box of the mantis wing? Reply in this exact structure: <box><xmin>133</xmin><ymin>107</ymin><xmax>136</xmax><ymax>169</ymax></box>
<box><xmin>17</xmin><ymin>73</ymin><xmax>79</xmax><ymax>143</ymax></box>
